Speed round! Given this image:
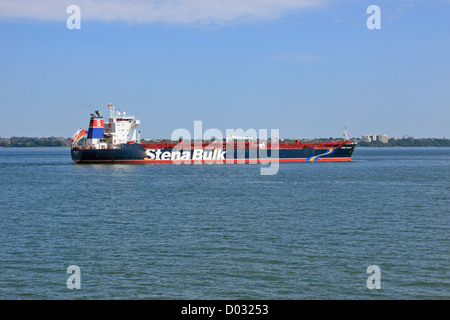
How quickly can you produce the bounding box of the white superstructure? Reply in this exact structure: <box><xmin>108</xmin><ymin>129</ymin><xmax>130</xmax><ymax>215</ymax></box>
<box><xmin>104</xmin><ymin>103</ymin><xmax>141</xmax><ymax>147</ymax></box>
<box><xmin>72</xmin><ymin>103</ymin><xmax>141</xmax><ymax>149</ymax></box>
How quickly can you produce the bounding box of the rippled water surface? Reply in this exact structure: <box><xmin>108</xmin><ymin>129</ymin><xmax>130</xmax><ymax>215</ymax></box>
<box><xmin>0</xmin><ymin>147</ymin><xmax>449</xmax><ymax>299</ymax></box>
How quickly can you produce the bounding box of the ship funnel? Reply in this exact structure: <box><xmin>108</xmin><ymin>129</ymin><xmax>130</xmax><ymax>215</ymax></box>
<box><xmin>87</xmin><ymin>115</ymin><xmax>104</xmax><ymax>139</ymax></box>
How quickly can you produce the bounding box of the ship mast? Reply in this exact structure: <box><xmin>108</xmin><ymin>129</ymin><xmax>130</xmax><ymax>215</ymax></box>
<box><xmin>108</xmin><ymin>102</ymin><xmax>115</xmax><ymax>120</ymax></box>
<box><xmin>343</xmin><ymin>127</ymin><xmax>350</xmax><ymax>141</ymax></box>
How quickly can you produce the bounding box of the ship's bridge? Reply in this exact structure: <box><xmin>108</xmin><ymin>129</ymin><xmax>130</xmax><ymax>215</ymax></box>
<box><xmin>104</xmin><ymin>104</ymin><xmax>140</xmax><ymax>146</ymax></box>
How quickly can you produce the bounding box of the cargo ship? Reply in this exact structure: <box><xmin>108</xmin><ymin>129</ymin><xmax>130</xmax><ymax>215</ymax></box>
<box><xmin>71</xmin><ymin>104</ymin><xmax>356</xmax><ymax>164</ymax></box>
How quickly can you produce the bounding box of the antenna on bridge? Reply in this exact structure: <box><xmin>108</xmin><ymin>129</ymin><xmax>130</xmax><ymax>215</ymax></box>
<box><xmin>107</xmin><ymin>102</ymin><xmax>115</xmax><ymax>119</ymax></box>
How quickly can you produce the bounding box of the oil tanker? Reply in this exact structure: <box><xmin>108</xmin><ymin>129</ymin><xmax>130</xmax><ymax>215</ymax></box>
<box><xmin>71</xmin><ymin>104</ymin><xmax>356</xmax><ymax>164</ymax></box>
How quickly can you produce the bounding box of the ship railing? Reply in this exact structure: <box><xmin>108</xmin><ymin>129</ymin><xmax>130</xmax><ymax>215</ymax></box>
<box><xmin>140</xmin><ymin>140</ymin><xmax>350</xmax><ymax>150</ymax></box>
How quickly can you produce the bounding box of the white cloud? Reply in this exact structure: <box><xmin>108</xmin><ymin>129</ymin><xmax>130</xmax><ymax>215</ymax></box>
<box><xmin>0</xmin><ymin>0</ymin><xmax>326</xmax><ymax>25</ymax></box>
<box><xmin>397</xmin><ymin>2</ymin><xmax>415</xmax><ymax>12</ymax></box>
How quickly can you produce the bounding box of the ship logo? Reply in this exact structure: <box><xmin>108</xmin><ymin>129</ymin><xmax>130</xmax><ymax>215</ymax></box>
<box><xmin>306</xmin><ymin>148</ymin><xmax>335</xmax><ymax>162</ymax></box>
<box><xmin>145</xmin><ymin>149</ymin><xmax>226</xmax><ymax>161</ymax></box>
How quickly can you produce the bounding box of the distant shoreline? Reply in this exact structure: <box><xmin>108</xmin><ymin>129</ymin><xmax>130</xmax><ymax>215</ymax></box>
<box><xmin>1</xmin><ymin>137</ymin><xmax>449</xmax><ymax>148</ymax></box>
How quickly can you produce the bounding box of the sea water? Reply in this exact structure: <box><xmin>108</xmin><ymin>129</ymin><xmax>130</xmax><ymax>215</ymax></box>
<box><xmin>0</xmin><ymin>147</ymin><xmax>448</xmax><ymax>299</ymax></box>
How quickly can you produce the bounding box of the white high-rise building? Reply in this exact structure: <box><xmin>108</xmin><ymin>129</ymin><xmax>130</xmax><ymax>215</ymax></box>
<box><xmin>361</xmin><ymin>133</ymin><xmax>388</xmax><ymax>143</ymax></box>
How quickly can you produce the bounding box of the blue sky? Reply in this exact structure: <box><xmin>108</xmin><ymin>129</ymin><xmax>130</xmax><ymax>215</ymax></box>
<box><xmin>0</xmin><ymin>0</ymin><xmax>449</xmax><ymax>139</ymax></box>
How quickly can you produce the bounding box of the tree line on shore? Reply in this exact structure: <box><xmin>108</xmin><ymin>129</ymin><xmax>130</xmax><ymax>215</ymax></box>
<box><xmin>0</xmin><ymin>137</ymin><xmax>71</xmax><ymax>147</ymax></box>
<box><xmin>355</xmin><ymin>139</ymin><xmax>449</xmax><ymax>147</ymax></box>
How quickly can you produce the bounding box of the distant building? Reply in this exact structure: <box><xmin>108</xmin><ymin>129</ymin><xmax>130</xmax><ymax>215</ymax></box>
<box><xmin>377</xmin><ymin>134</ymin><xmax>389</xmax><ymax>143</ymax></box>
<box><xmin>362</xmin><ymin>135</ymin><xmax>372</xmax><ymax>142</ymax></box>
<box><xmin>361</xmin><ymin>134</ymin><xmax>377</xmax><ymax>142</ymax></box>
<box><xmin>361</xmin><ymin>133</ymin><xmax>388</xmax><ymax>143</ymax></box>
